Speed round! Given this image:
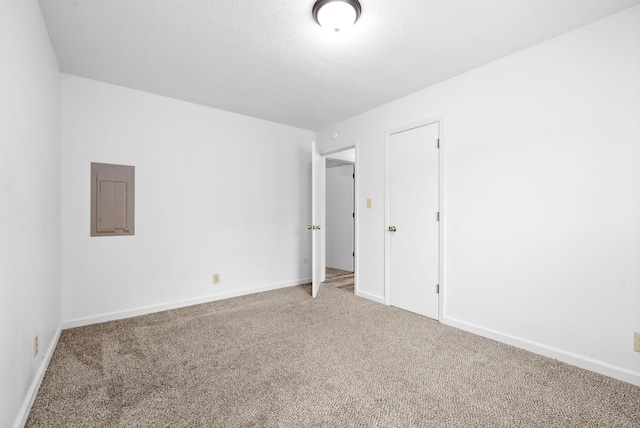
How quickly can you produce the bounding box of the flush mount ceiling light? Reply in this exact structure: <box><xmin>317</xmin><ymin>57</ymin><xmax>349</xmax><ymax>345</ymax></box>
<box><xmin>313</xmin><ymin>0</ymin><xmax>362</xmax><ymax>33</ymax></box>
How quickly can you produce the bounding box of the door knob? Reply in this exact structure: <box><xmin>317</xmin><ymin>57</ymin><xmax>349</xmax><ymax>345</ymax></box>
<box><xmin>308</xmin><ymin>225</ymin><xmax>312</xmax><ymax>230</ymax></box>
<box><xmin>389</xmin><ymin>226</ymin><xmax>397</xmax><ymax>232</ymax></box>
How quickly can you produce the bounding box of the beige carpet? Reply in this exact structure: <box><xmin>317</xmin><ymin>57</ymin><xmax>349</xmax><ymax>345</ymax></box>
<box><xmin>27</xmin><ymin>284</ymin><xmax>640</xmax><ymax>427</ymax></box>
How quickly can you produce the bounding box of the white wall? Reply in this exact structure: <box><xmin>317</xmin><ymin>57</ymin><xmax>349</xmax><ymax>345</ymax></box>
<box><xmin>0</xmin><ymin>1</ymin><xmax>61</xmax><ymax>427</ymax></box>
<box><xmin>317</xmin><ymin>6</ymin><xmax>640</xmax><ymax>385</ymax></box>
<box><xmin>326</xmin><ymin>164</ymin><xmax>354</xmax><ymax>271</ymax></box>
<box><xmin>326</xmin><ymin>148</ymin><xmax>355</xmax><ymax>163</ymax></box>
<box><xmin>61</xmin><ymin>75</ymin><xmax>314</xmax><ymax>325</ymax></box>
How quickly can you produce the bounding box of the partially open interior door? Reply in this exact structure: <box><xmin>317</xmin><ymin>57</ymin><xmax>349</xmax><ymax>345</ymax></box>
<box><xmin>311</xmin><ymin>141</ymin><xmax>324</xmax><ymax>297</ymax></box>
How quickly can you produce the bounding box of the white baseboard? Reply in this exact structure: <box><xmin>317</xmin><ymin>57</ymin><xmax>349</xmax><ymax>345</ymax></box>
<box><xmin>444</xmin><ymin>316</ymin><xmax>640</xmax><ymax>387</ymax></box>
<box><xmin>13</xmin><ymin>325</ymin><xmax>62</xmax><ymax>428</ymax></box>
<box><xmin>356</xmin><ymin>289</ymin><xmax>386</xmax><ymax>304</ymax></box>
<box><xmin>62</xmin><ymin>278</ymin><xmax>312</xmax><ymax>329</ymax></box>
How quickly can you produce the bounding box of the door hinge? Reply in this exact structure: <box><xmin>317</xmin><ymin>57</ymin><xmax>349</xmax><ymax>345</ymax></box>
<box><xmin>353</xmin><ymin>252</ymin><xmax>355</xmax><ymax>257</ymax></box>
<box><xmin>352</xmin><ymin>212</ymin><xmax>355</xmax><ymax>218</ymax></box>
<box><xmin>436</xmin><ymin>284</ymin><xmax>440</xmax><ymax>294</ymax></box>
<box><xmin>436</xmin><ymin>138</ymin><xmax>440</xmax><ymax>149</ymax></box>
<box><xmin>436</xmin><ymin>211</ymin><xmax>440</xmax><ymax>221</ymax></box>
<box><xmin>353</xmin><ymin>173</ymin><xmax>355</xmax><ymax>179</ymax></box>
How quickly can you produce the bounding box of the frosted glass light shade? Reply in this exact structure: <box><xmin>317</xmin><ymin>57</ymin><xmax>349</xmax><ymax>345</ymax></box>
<box><xmin>313</xmin><ymin>0</ymin><xmax>362</xmax><ymax>33</ymax></box>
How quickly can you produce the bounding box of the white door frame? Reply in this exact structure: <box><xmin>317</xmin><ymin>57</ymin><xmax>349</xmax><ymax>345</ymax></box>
<box><xmin>384</xmin><ymin>118</ymin><xmax>445</xmax><ymax>322</ymax></box>
<box><xmin>317</xmin><ymin>140</ymin><xmax>359</xmax><ymax>295</ymax></box>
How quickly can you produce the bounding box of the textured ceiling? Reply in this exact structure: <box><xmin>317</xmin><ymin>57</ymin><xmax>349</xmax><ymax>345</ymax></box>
<box><xmin>37</xmin><ymin>0</ymin><xmax>640</xmax><ymax>130</ymax></box>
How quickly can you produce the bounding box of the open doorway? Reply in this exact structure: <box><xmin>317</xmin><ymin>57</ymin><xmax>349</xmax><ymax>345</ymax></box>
<box><xmin>324</xmin><ymin>148</ymin><xmax>355</xmax><ymax>293</ymax></box>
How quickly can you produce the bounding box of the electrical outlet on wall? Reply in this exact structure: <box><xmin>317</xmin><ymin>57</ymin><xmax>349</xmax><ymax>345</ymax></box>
<box><xmin>634</xmin><ymin>332</ymin><xmax>640</xmax><ymax>353</ymax></box>
<box><xmin>213</xmin><ymin>273</ymin><xmax>220</xmax><ymax>284</ymax></box>
<box><xmin>33</xmin><ymin>335</ymin><xmax>38</xmax><ymax>358</ymax></box>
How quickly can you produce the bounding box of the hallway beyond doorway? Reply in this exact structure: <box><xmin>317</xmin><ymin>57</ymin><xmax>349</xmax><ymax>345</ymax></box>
<box><xmin>325</xmin><ymin>267</ymin><xmax>354</xmax><ymax>292</ymax></box>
